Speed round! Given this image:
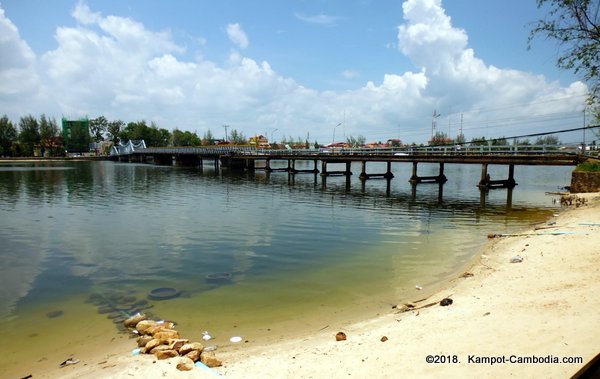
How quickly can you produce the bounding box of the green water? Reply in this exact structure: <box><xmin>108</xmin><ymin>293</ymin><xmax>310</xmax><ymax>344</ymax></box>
<box><xmin>0</xmin><ymin>160</ymin><xmax>571</xmax><ymax>372</ymax></box>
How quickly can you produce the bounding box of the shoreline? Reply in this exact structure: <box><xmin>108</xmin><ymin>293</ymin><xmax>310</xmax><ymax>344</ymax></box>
<box><xmin>7</xmin><ymin>193</ymin><xmax>600</xmax><ymax>378</ymax></box>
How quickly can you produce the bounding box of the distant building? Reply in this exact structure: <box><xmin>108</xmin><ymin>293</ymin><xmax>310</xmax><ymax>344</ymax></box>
<box><xmin>249</xmin><ymin>134</ymin><xmax>271</xmax><ymax>148</ymax></box>
<box><xmin>62</xmin><ymin>118</ymin><xmax>91</xmax><ymax>153</ymax></box>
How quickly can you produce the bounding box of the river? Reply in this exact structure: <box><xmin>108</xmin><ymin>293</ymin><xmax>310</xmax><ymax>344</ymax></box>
<box><xmin>0</xmin><ymin>159</ymin><xmax>571</xmax><ymax>371</ymax></box>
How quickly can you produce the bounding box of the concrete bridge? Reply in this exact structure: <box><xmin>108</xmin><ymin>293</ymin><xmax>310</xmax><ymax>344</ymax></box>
<box><xmin>111</xmin><ymin>142</ymin><xmax>591</xmax><ymax>189</ymax></box>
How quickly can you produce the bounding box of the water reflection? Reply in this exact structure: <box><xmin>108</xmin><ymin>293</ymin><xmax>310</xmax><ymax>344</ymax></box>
<box><xmin>0</xmin><ymin>160</ymin><xmax>568</xmax><ymax>325</ymax></box>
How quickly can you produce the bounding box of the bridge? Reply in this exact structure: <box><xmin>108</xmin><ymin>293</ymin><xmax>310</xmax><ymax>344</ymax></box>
<box><xmin>110</xmin><ymin>141</ymin><xmax>594</xmax><ymax>189</ymax></box>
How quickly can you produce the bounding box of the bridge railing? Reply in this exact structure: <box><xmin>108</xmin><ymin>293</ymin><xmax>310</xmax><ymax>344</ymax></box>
<box><xmin>113</xmin><ymin>142</ymin><xmax>597</xmax><ymax>158</ymax></box>
<box><xmin>110</xmin><ymin>140</ymin><xmax>147</xmax><ymax>156</ymax></box>
<box><xmin>248</xmin><ymin>144</ymin><xmax>593</xmax><ymax>157</ymax></box>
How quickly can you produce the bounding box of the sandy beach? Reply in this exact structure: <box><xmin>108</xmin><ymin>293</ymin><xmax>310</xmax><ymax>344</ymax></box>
<box><xmin>13</xmin><ymin>192</ymin><xmax>599</xmax><ymax>379</ymax></box>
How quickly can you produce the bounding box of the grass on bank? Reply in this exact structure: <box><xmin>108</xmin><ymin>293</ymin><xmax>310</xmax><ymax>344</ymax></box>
<box><xmin>576</xmin><ymin>161</ymin><xmax>600</xmax><ymax>172</ymax></box>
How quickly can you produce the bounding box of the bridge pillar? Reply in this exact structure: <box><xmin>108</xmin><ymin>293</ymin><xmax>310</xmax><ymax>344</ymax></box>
<box><xmin>409</xmin><ymin>162</ymin><xmax>447</xmax><ymax>184</ymax></box>
<box><xmin>265</xmin><ymin>158</ymin><xmax>272</xmax><ymax>172</ymax></box>
<box><xmin>290</xmin><ymin>159</ymin><xmax>319</xmax><ymax>174</ymax></box>
<box><xmin>153</xmin><ymin>154</ymin><xmax>173</xmax><ymax>166</ymax></box>
<box><xmin>220</xmin><ymin>156</ymin><xmax>246</xmax><ymax>170</ymax></box>
<box><xmin>359</xmin><ymin>161</ymin><xmax>395</xmax><ymax>180</ymax></box>
<box><xmin>246</xmin><ymin>158</ymin><xmax>255</xmax><ymax>171</ymax></box>
<box><xmin>320</xmin><ymin>161</ymin><xmax>352</xmax><ymax>176</ymax></box>
<box><xmin>174</xmin><ymin>154</ymin><xmax>200</xmax><ymax>167</ymax></box>
<box><xmin>478</xmin><ymin>163</ymin><xmax>517</xmax><ymax>189</ymax></box>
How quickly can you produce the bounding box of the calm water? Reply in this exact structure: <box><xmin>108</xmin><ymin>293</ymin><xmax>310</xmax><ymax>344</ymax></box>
<box><xmin>0</xmin><ymin>160</ymin><xmax>571</xmax><ymax>367</ymax></box>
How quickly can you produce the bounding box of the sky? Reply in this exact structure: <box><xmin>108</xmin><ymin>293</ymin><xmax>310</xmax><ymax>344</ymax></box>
<box><xmin>0</xmin><ymin>0</ymin><xmax>593</xmax><ymax>145</ymax></box>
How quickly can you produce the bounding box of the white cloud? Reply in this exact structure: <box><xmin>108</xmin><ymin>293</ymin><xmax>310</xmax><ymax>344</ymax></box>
<box><xmin>294</xmin><ymin>12</ymin><xmax>341</xmax><ymax>26</ymax></box>
<box><xmin>0</xmin><ymin>7</ymin><xmax>42</xmax><ymax>108</ymax></box>
<box><xmin>342</xmin><ymin>70</ymin><xmax>360</xmax><ymax>79</ymax></box>
<box><xmin>227</xmin><ymin>23</ymin><xmax>248</xmax><ymax>49</ymax></box>
<box><xmin>0</xmin><ymin>0</ymin><xmax>589</xmax><ymax>144</ymax></box>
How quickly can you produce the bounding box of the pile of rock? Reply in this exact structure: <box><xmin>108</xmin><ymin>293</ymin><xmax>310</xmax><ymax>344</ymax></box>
<box><xmin>123</xmin><ymin>313</ymin><xmax>222</xmax><ymax>372</ymax></box>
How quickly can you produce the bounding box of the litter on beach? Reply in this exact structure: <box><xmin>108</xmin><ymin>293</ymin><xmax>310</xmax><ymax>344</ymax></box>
<box><xmin>510</xmin><ymin>255</ymin><xmax>524</xmax><ymax>263</ymax></box>
<box><xmin>229</xmin><ymin>336</ymin><xmax>243</xmax><ymax>343</ymax></box>
<box><xmin>59</xmin><ymin>358</ymin><xmax>80</xmax><ymax>368</ymax></box>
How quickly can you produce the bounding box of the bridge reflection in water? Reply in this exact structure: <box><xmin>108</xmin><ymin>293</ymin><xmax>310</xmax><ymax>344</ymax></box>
<box><xmin>111</xmin><ymin>144</ymin><xmax>587</xmax><ymax>207</ymax></box>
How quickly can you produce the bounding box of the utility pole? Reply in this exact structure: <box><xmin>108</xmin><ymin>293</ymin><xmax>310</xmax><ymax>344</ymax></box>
<box><xmin>222</xmin><ymin>124</ymin><xmax>229</xmax><ymax>142</ymax></box>
<box><xmin>431</xmin><ymin>110</ymin><xmax>441</xmax><ymax>139</ymax></box>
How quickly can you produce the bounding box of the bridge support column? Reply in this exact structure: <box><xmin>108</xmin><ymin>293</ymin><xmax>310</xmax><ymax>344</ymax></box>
<box><xmin>246</xmin><ymin>158</ymin><xmax>255</xmax><ymax>171</ymax></box>
<box><xmin>320</xmin><ymin>161</ymin><xmax>352</xmax><ymax>177</ymax></box>
<box><xmin>409</xmin><ymin>162</ymin><xmax>447</xmax><ymax>184</ymax></box>
<box><xmin>129</xmin><ymin>154</ymin><xmax>143</xmax><ymax>163</ymax></box>
<box><xmin>265</xmin><ymin>159</ymin><xmax>272</xmax><ymax>172</ymax></box>
<box><xmin>174</xmin><ymin>154</ymin><xmax>200</xmax><ymax>167</ymax></box>
<box><xmin>359</xmin><ymin>161</ymin><xmax>395</xmax><ymax>180</ymax></box>
<box><xmin>478</xmin><ymin>164</ymin><xmax>517</xmax><ymax>189</ymax></box>
<box><xmin>153</xmin><ymin>154</ymin><xmax>173</xmax><ymax>166</ymax></box>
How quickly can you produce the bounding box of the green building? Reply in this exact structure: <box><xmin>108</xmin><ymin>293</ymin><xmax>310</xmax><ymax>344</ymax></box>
<box><xmin>62</xmin><ymin>118</ymin><xmax>91</xmax><ymax>153</ymax></box>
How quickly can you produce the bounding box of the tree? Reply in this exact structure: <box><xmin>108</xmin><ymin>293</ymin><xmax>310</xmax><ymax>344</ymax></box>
<box><xmin>120</xmin><ymin>120</ymin><xmax>171</xmax><ymax>147</ymax></box>
<box><xmin>202</xmin><ymin>129</ymin><xmax>215</xmax><ymax>145</ymax></box>
<box><xmin>491</xmin><ymin>136</ymin><xmax>508</xmax><ymax>146</ymax></box>
<box><xmin>535</xmin><ymin>135</ymin><xmax>561</xmax><ymax>145</ymax></box>
<box><xmin>346</xmin><ymin>135</ymin><xmax>366</xmax><ymax>147</ymax></box>
<box><xmin>39</xmin><ymin>115</ymin><xmax>62</xmax><ymax>156</ymax></box>
<box><xmin>529</xmin><ymin>0</ymin><xmax>600</xmax><ymax>102</ymax></box>
<box><xmin>107</xmin><ymin>120</ymin><xmax>124</xmax><ymax>144</ymax></box>
<box><xmin>90</xmin><ymin>116</ymin><xmax>108</xmax><ymax>142</ymax></box>
<box><xmin>469</xmin><ymin>137</ymin><xmax>488</xmax><ymax>146</ymax></box>
<box><xmin>18</xmin><ymin>115</ymin><xmax>40</xmax><ymax>156</ymax></box>
<box><xmin>229</xmin><ymin>129</ymin><xmax>247</xmax><ymax>144</ymax></box>
<box><xmin>429</xmin><ymin>131</ymin><xmax>453</xmax><ymax>145</ymax></box>
<box><xmin>173</xmin><ymin>129</ymin><xmax>201</xmax><ymax>146</ymax></box>
<box><xmin>455</xmin><ymin>133</ymin><xmax>466</xmax><ymax>144</ymax></box>
<box><xmin>0</xmin><ymin>115</ymin><xmax>17</xmax><ymax>156</ymax></box>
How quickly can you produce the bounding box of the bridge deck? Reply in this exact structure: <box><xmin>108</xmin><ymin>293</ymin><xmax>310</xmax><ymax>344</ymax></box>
<box><xmin>131</xmin><ymin>146</ymin><xmax>585</xmax><ymax>166</ymax></box>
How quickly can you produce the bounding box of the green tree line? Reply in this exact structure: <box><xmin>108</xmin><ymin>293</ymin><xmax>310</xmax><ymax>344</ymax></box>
<box><xmin>0</xmin><ymin>114</ymin><xmax>250</xmax><ymax>157</ymax></box>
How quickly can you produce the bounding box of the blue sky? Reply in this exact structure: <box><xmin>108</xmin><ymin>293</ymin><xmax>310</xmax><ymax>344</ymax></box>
<box><xmin>0</xmin><ymin>0</ymin><xmax>591</xmax><ymax>145</ymax></box>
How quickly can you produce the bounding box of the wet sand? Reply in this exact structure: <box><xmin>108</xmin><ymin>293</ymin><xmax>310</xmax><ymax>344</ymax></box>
<box><xmin>4</xmin><ymin>193</ymin><xmax>599</xmax><ymax>378</ymax></box>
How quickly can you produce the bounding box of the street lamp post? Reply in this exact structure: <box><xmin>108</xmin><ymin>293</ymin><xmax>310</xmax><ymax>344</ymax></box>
<box><xmin>332</xmin><ymin>122</ymin><xmax>342</xmax><ymax>145</ymax></box>
<box><xmin>271</xmin><ymin>128</ymin><xmax>278</xmax><ymax>145</ymax></box>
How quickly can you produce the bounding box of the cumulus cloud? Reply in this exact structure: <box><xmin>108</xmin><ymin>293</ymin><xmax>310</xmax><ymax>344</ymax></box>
<box><xmin>0</xmin><ymin>0</ymin><xmax>588</xmax><ymax>144</ymax></box>
<box><xmin>227</xmin><ymin>23</ymin><xmax>248</xmax><ymax>49</ymax></box>
<box><xmin>0</xmin><ymin>7</ymin><xmax>42</xmax><ymax>108</ymax></box>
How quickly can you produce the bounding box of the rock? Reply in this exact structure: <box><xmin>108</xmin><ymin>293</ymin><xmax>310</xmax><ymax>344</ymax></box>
<box><xmin>155</xmin><ymin>349</ymin><xmax>179</xmax><ymax>360</ymax></box>
<box><xmin>200</xmin><ymin>351</ymin><xmax>222</xmax><ymax>368</ymax></box>
<box><xmin>135</xmin><ymin>320</ymin><xmax>157</xmax><ymax>334</ymax></box>
<box><xmin>153</xmin><ymin>329</ymin><xmax>180</xmax><ymax>341</ymax></box>
<box><xmin>145</xmin><ymin>322</ymin><xmax>176</xmax><ymax>335</ymax></box>
<box><xmin>185</xmin><ymin>350</ymin><xmax>201</xmax><ymax>362</ymax></box>
<box><xmin>150</xmin><ymin>345</ymin><xmax>172</xmax><ymax>354</ymax></box>
<box><xmin>46</xmin><ymin>310</ymin><xmax>64</xmax><ymax>319</ymax></box>
<box><xmin>168</xmin><ymin>338</ymin><xmax>189</xmax><ymax>351</ymax></box>
<box><xmin>144</xmin><ymin>339</ymin><xmax>163</xmax><ymax>352</ymax></box>
<box><xmin>97</xmin><ymin>306</ymin><xmax>114</xmax><ymax>314</ymax></box>
<box><xmin>335</xmin><ymin>332</ymin><xmax>347</xmax><ymax>341</ymax></box>
<box><xmin>440</xmin><ymin>298</ymin><xmax>453</xmax><ymax>306</ymax></box>
<box><xmin>137</xmin><ymin>335</ymin><xmax>154</xmax><ymax>348</ymax></box>
<box><xmin>124</xmin><ymin>313</ymin><xmax>147</xmax><ymax>328</ymax></box>
<box><xmin>380</xmin><ymin>336</ymin><xmax>388</xmax><ymax>342</ymax></box>
<box><xmin>179</xmin><ymin>342</ymin><xmax>204</xmax><ymax>355</ymax></box>
<box><xmin>176</xmin><ymin>357</ymin><xmax>195</xmax><ymax>371</ymax></box>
